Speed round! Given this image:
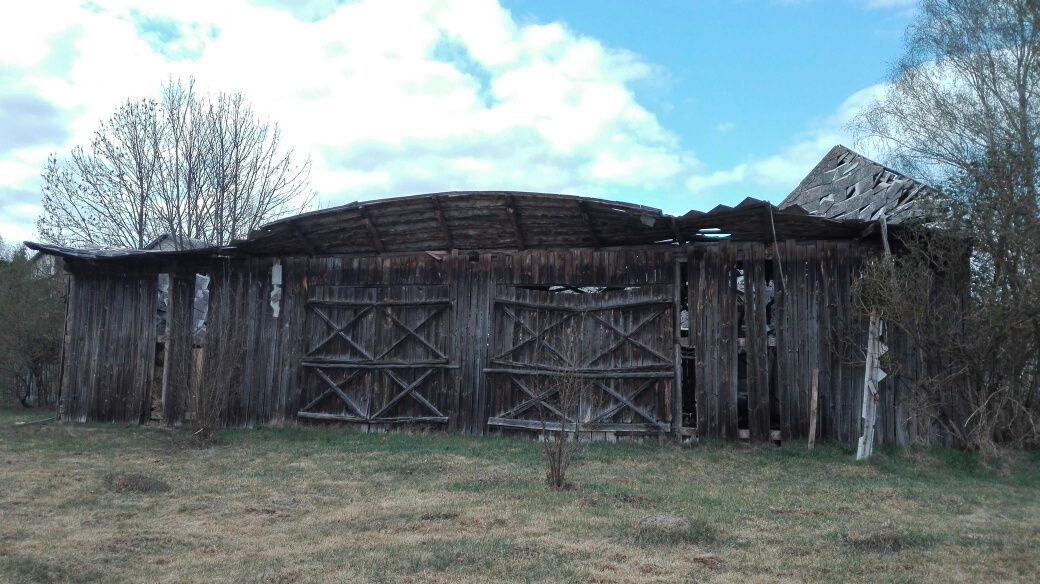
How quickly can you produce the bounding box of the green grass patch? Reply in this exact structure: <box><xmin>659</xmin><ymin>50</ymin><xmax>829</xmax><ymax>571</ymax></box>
<box><xmin>1</xmin><ymin>406</ymin><xmax>1038</xmax><ymax>583</ymax></box>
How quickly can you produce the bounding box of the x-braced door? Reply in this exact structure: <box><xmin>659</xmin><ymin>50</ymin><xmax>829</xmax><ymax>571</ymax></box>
<box><xmin>484</xmin><ymin>284</ymin><xmax>674</xmax><ymax>434</ymax></box>
<box><xmin>298</xmin><ymin>285</ymin><xmax>453</xmax><ymax>424</ymax></box>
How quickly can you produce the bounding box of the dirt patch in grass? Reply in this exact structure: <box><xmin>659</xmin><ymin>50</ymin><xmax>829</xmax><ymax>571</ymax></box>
<box><xmin>101</xmin><ymin>472</ymin><xmax>170</xmax><ymax>495</ymax></box>
<box><xmin>840</xmin><ymin>525</ymin><xmax>933</xmax><ymax>554</ymax></box>
<box><xmin>420</xmin><ymin>510</ymin><xmax>460</xmax><ymax>521</ymax></box>
<box><xmin>633</xmin><ymin>514</ymin><xmax>722</xmax><ymax>546</ymax></box>
<box><xmin>0</xmin><ymin>555</ymin><xmax>105</xmax><ymax>584</ymax></box>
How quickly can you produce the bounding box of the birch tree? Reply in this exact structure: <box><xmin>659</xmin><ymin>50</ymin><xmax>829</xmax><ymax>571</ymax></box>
<box><xmin>855</xmin><ymin>0</ymin><xmax>1040</xmax><ymax>452</ymax></box>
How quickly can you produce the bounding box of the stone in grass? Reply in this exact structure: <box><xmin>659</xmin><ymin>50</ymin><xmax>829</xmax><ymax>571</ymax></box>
<box><xmin>635</xmin><ymin>514</ymin><xmax>720</xmax><ymax>547</ymax></box>
<box><xmin>102</xmin><ymin>472</ymin><xmax>170</xmax><ymax>495</ymax></box>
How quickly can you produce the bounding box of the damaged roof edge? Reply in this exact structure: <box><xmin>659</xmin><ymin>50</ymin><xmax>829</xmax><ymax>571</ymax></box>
<box><xmin>24</xmin><ymin>190</ymin><xmax>890</xmax><ymax>262</ymax></box>
<box><xmin>256</xmin><ymin>190</ymin><xmax>665</xmax><ymax>230</ymax></box>
<box><xmin>22</xmin><ymin>241</ymin><xmax>240</xmax><ymax>262</ymax></box>
<box><xmin>780</xmin><ymin>144</ymin><xmax>934</xmax><ymax>223</ymax></box>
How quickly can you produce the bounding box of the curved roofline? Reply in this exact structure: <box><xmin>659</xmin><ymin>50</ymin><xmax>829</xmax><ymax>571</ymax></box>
<box><xmin>258</xmin><ymin>190</ymin><xmax>665</xmax><ymax>231</ymax></box>
<box><xmin>27</xmin><ymin>192</ymin><xmax>884</xmax><ymax>262</ymax></box>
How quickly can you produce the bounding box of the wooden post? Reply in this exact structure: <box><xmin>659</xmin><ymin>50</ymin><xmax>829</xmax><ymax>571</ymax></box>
<box><xmin>808</xmin><ymin>367</ymin><xmax>819</xmax><ymax>450</ymax></box>
<box><xmin>856</xmin><ymin>209</ymin><xmax>891</xmax><ymax>461</ymax></box>
<box><xmin>672</xmin><ymin>257</ymin><xmax>683</xmax><ymax>436</ymax></box>
<box><xmin>162</xmin><ymin>272</ymin><xmax>196</xmax><ymax>425</ymax></box>
<box><xmin>856</xmin><ymin>315</ymin><xmax>886</xmax><ymax>460</ymax></box>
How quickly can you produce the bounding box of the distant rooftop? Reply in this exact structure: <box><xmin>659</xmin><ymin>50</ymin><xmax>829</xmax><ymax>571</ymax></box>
<box><xmin>780</xmin><ymin>145</ymin><xmax>933</xmax><ymax>224</ymax></box>
<box><xmin>145</xmin><ymin>233</ymin><xmax>211</xmax><ymax>251</ymax></box>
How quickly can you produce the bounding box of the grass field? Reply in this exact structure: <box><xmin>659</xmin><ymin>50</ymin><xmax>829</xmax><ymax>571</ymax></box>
<box><xmin>0</xmin><ymin>407</ymin><xmax>1038</xmax><ymax>583</ymax></box>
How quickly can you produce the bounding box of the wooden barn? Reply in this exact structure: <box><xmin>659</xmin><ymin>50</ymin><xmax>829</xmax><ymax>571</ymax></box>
<box><xmin>27</xmin><ymin>146</ymin><xmax>932</xmax><ymax>446</ymax></box>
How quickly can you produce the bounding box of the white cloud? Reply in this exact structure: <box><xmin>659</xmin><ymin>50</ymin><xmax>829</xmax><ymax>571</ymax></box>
<box><xmin>0</xmin><ymin>0</ymin><xmax>698</xmax><ymax>242</ymax></box>
<box><xmin>686</xmin><ymin>164</ymin><xmax>747</xmax><ymax>194</ymax></box>
<box><xmin>685</xmin><ymin>83</ymin><xmax>889</xmax><ymax>201</ymax></box>
<box><xmin>715</xmin><ymin>121</ymin><xmax>736</xmax><ymax>134</ymax></box>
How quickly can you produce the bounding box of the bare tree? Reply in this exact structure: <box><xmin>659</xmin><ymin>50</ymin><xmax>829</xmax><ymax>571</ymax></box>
<box><xmin>855</xmin><ymin>0</ymin><xmax>1040</xmax><ymax>191</ymax></box>
<box><xmin>38</xmin><ymin>78</ymin><xmax>312</xmax><ymax>249</ymax></box>
<box><xmin>855</xmin><ymin>0</ymin><xmax>1040</xmax><ymax>452</ymax></box>
<box><xmin>531</xmin><ymin>311</ymin><xmax>588</xmax><ymax>490</ymax></box>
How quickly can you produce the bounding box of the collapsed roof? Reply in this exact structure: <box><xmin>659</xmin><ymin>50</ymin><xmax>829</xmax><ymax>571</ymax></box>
<box><xmin>780</xmin><ymin>145</ymin><xmax>932</xmax><ymax>224</ymax></box>
<box><xmin>145</xmin><ymin>233</ymin><xmax>211</xmax><ymax>251</ymax></box>
<box><xmin>237</xmin><ymin>191</ymin><xmax>871</xmax><ymax>256</ymax></box>
<box><xmin>26</xmin><ymin>146</ymin><xmax>931</xmax><ymax>262</ymax></box>
<box><xmin>25</xmin><ymin>193</ymin><xmax>875</xmax><ymax>261</ymax></box>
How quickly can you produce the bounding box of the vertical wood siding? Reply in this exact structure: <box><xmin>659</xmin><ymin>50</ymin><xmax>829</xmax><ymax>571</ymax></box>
<box><xmin>56</xmin><ymin>243</ymin><xmax>924</xmax><ymax>446</ymax></box>
<box><xmin>59</xmin><ymin>272</ymin><xmax>157</xmax><ymax>423</ymax></box>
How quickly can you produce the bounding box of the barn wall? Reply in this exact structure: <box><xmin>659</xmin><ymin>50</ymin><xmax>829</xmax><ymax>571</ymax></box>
<box><xmin>149</xmin><ymin>248</ymin><xmax>676</xmax><ymax>432</ymax></box>
<box><xmin>59</xmin><ymin>271</ymin><xmax>158</xmax><ymax>423</ymax></box>
<box><xmin>288</xmin><ymin>248</ymin><xmax>676</xmax><ymax>434</ymax></box>
<box><xmin>55</xmin><ymin>243</ymin><xmax>924</xmax><ymax>447</ymax></box>
<box><xmin>684</xmin><ymin>240</ymin><xmax>919</xmax><ymax>445</ymax></box>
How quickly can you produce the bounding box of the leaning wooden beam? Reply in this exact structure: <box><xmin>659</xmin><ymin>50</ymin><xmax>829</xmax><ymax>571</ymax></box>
<box><xmin>578</xmin><ymin>201</ymin><xmax>602</xmax><ymax>248</ymax></box>
<box><xmin>670</xmin><ymin>217</ymin><xmax>685</xmax><ymax>245</ymax></box>
<box><xmin>505</xmin><ymin>195</ymin><xmax>526</xmax><ymax>250</ymax></box>
<box><xmin>358</xmin><ymin>206</ymin><xmax>385</xmax><ymax>254</ymax></box>
<box><xmin>297</xmin><ymin>411</ymin><xmax>448</xmax><ymax>424</ymax></box>
<box><xmin>13</xmin><ymin>416</ymin><xmax>56</xmax><ymax>426</ymax></box>
<box><xmin>486</xmin><ymin>417</ymin><xmax>664</xmax><ymax>433</ymax></box>
<box><xmin>588</xmin><ymin>378</ymin><xmax>657</xmax><ymax>424</ymax></box>
<box><xmin>484</xmin><ymin>367</ymin><xmax>673</xmax><ymax>378</ymax></box>
<box><xmin>369</xmin><ymin>368</ymin><xmax>438</xmax><ymax>419</ymax></box>
<box><xmin>589</xmin><ymin>379</ymin><xmax>670</xmax><ymax>431</ymax></box>
<box><xmin>856</xmin><ymin>315</ymin><xmax>886</xmax><ymax>460</ymax></box>
<box><xmin>857</xmin><ymin>210</ymin><xmax>891</xmax><ymax>460</ymax></box>
<box><xmin>289</xmin><ymin>221</ymin><xmax>319</xmax><ymax>256</ymax></box>
<box><xmin>313</xmin><ymin>368</ymin><xmax>368</xmax><ymax>418</ymax></box>
<box><xmin>808</xmin><ymin>367</ymin><xmax>820</xmax><ymax>450</ymax></box>
<box><xmin>308</xmin><ymin>299</ymin><xmax>452</xmax><ymax>308</ymax></box>
<box><xmin>493</xmin><ymin>297</ymin><xmax>672</xmax><ymax>312</ymax></box>
<box><xmin>431</xmin><ymin>196</ymin><xmax>454</xmax><ymax>250</ymax></box>
<box><xmin>300</xmin><ymin>359</ymin><xmax>452</xmax><ymax>369</ymax></box>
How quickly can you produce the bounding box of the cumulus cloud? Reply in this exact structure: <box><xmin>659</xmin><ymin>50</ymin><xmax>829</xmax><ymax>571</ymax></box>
<box><xmin>715</xmin><ymin>122</ymin><xmax>736</xmax><ymax>134</ymax></box>
<box><xmin>0</xmin><ymin>186</ymin><xmax>43</xmax><ymax>243</ymax></box>
<box><xmin>0</xmin><ymin>0</ymin><xmax>699</xmax><ymax>243</ymax></box>
<box><xmin>687</xmin><ymin>164</ymin><xmax>747</xmax><ymax>194</ymax></box>
<box><xmin>0</xmin><ymin>93</ymin><xmax>69</xmax><ymax>155</ymax></box>
<box><xmin>684</xmin><ymin>83</ymin><xmax>889</xmax><ymax>201</ymax></box>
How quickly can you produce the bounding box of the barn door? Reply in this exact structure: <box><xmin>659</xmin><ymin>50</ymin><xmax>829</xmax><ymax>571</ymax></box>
<box><xmin>485</xmin><ymin>284</ymin><xmax>673</xmax><ymax>434</ymax></box>
<box><xmin>298</xmin><ymin>285</ymin><xmax>453</xmax><ymax>425</ymax></box>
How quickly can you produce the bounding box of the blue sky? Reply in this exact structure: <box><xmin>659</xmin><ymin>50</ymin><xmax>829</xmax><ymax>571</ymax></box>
<box><xmin>0</xmin><ymin>0</ymin><xmax>918</xmax><ymax>243</ymax></box>
<box><xmin>505</xmin><ymin>0</ymin><xmax>913</xmax><ymax>170</ymax></box>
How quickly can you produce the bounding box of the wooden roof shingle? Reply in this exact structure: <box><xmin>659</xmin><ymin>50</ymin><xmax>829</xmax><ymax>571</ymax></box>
<box><xmin>780</xmin><ymin>145</ymin><xmax>933</xmax><ymax>224</ymax></box>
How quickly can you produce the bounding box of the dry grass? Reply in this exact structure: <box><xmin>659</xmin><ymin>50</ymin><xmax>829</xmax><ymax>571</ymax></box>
<box><xmin>0</xmin><ymin>408</ymin><xmax>1038</xmax><ymax>583</ymax></box>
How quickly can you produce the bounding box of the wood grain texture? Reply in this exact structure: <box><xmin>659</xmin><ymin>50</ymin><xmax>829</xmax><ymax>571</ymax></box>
<box><xmin>54</xmin><ymin>240</ymin><xmax>928</xmax><ymax>445</ymax></box>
